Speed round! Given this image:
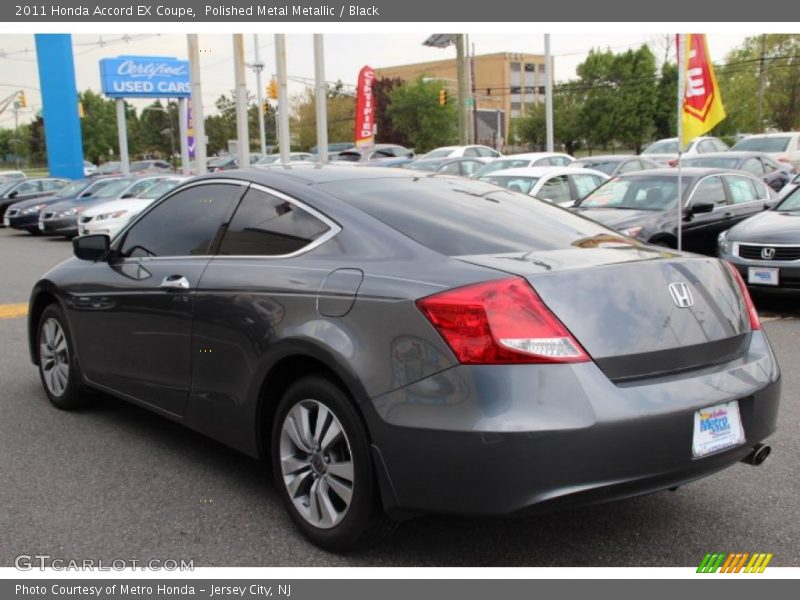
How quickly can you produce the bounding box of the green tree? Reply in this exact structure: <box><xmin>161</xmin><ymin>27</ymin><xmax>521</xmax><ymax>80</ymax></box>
<box><xmin>290</xmin><ymin>87</ymin><xmax>356</xmax><ymax>151</ymax></box>
<box><xmin>79</xmin><ymin>89</ymin><xmax>125</xmax><ymax>164</ymax></box>
<box><xmin>386</xmin><ymin>77</ymin><xmax>457</xmax><ymax>153</ymax></box>
<box><xmin>577</xmin><ymin>49</ymin><xmax>618</xmax><ymax>149</ymax></box>
<box><xmin>373</xmin><ymin>77</ymin><xmax>409</xmax><ymax>146</ymax></box>
<box><xmin>514</xmin><ymin>85</ymin><xmax>584</xmax><ymax>154</ymax></box>
<box><xmin>653</xmin><ymin>62</ymin><xmax>678</xmax><ymax>139</ymax></box>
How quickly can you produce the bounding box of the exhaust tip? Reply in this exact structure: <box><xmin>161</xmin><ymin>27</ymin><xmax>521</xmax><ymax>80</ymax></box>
<box><xmin>742</xmin><ymin>443</ymin><xmax>771</xmax><ymax>466</ymax></box>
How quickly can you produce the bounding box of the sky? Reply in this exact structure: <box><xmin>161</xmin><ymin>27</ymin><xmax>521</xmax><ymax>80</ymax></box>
<box><xmin>0</xmin><ymin>32</ymin><xmax>748</xmax><ymax>128</ymax></box>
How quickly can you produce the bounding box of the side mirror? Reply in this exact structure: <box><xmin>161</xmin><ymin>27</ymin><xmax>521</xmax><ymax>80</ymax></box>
<box><xmin>121</xmin><ymin>193</ymin><xmax>135</xmax><ymax>199</ymax></box>
<box><xmin>80</xmin><ymin>192</ymin><xmax>93</xmax><ymax>198</ymax></box>
<box><xmin>73</xmin><ymin>234</ymin><xmax>110</xmax><ymax>261</ymax></box>
<box><xmin>8</xmin><ymin>190</ymin><xmax>18</xmax><ymax>199</ymax></box>
<box><xmin>689</xmin><ymin>202</ymin><xmax>715</xmax><ymax>215</ymax></box>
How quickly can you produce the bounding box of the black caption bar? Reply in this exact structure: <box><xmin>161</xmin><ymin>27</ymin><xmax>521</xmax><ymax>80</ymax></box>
<box><xmin>1</xmin><ymin>0</ymin><xmax>790</xmax><ymax>22</ymax></box>
<box><xmin>4</xmin><ymin>580</ymin><xmax>795</xmax><ymax>600</ymax></box>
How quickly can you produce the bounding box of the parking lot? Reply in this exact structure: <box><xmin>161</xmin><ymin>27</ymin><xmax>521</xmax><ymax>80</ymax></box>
<box><xmin>0</xmin><ymin>226</ymin><xmax>798</xmax><ymax>567</ymax></box>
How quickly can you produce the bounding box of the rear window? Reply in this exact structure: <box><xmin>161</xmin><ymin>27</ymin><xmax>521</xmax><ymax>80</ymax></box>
<box><xmin>732</xmin><ymin>136</ymin><xmax>791</xmax><ymax>153</ymax></box>
<box><xmin>318</xmin><ymin>177</ymin><xmax>612</xmax><ymax>256</ymax></box>
<box><xmin>682</xmin><ymin>157</ymin><xmax>739</xmax><ymax>169</ymax></box>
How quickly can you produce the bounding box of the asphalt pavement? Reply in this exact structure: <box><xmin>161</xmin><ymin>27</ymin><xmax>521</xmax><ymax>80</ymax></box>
<box><xmin>0</xmin><ymin>227</ymin><xmax>797</xmax><ymax>567</ymax></box>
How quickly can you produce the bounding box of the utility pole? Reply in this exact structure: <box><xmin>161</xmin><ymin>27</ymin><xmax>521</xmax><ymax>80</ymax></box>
<box><xmin>456</xmin><ymin>34</ymin><xmax>469</xmax><ymax>146</ymax></box>
<box><xmin>232</xmin><ymin>34</ymin><xmax>250</xmax><ymax>168</ymax></box>
<box><xmin>187</xmin><ymin>34</ymin><xmax>207</xmax><ymax>173</ymax></box>
<box><xmin>13</xmin><ymin>101</ymin><xmax>19</xmax><ymax>169</ymax></box>
<box><xmin>274</xmin><ymin>34</ymin><xmax>290</xmax><ymax>164</ymax></box>
<box><xmin>252</xmin><ymin>34</ymin><xmax>267</xmax><ymax>156</ymax></box>
<box><xmin>756</xmin><ymin>34</ymin><xmax>767</xmax><ymax>133</ymax></box>
<box><xmin>313</xmin><ymin>34</ymin><xmax>329</xmax><ymax>163</ymax></box>
<box><xmin>470</xmin><ymin>41</ymin><xmax>477</xmax><ymax>145</ymax></box>
<box><xmin>545</xmin><ymin>34</ymin><xmax>554</xmax><ymax>152</ymax></box>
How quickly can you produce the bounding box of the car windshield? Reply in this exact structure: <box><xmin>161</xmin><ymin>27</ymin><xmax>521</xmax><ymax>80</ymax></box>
<box><xmin>207</xmin><ymin>157</ymin><xmax>233</xmax><ymax>167</ymax></box>
<box><xmin>406</xmin><ymin>160</ymin><xmax>443</xmax><ymax>171</ymax></box>
<box><xmin>575</xmin><ymin>160</ymin><xmax>618</xmax><ymax>175</ymax></box>
<box><xmin>473</xmin><ymin>160</ymin><xmax>532</xmax><ymax>178</ymax></box>
<box><xmin>732</xmin><ymin>136</ymin><xmax>791</xmax><ymax>153</ymax></box>
<box><xmin>683</xmin><ymin>157</ymin><xmax>739</xmax><ymax>169</ymax></box>
<box><xmin>643</xmin><ymin>140</ymin><xmax>679</xmax><ymax>154</ymax></box>
<box><xmin>318</xmin><ymin>177</ymin><xmax>614</xmax><ymax>256</ymax></box>
<box><xmin>579</xmin><ymin>176</ymin><xmax>682</xmax><ymax>210</ymax></box>
<box><xmin>93</xmin><ymin>178</ymin><xmax>136</xmax><ymax>199</ymax></box>
<box><xmin>54</xmin><ymin>180</ymin><xmax>91</xmax><ymax>198</ymax></box>
<box><xmin>136</xmin><ymin>179</ymin><xmax>182</xmax><ymax>198</ymax></box>
<box><xmin>478</xmin><ymin>175</ymin><xmax>539</xmax><ymax>194</ymax></box>
<box><xmin>777</xmin><ymin>186</ymin><xmax>800</xmax><ymax>211</ymax></box>
<box><xmin>0</xmin><ymin>181</ymin><xmax>17</xmax><ymax>195</ymax></box>
<box><xmin>423</xmin><ymin>148</ymin><xmax>455</xmax><ymax>158</ymax></box>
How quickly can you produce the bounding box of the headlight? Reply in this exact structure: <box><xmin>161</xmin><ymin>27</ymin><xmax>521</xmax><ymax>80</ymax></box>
<box><xmin>718</xmin><ymin>230</ymin><xmax>730</xmax><ymax>254</ymax></box>
<box><xmin>58</xmin><ymin>207</ymin><xmax>84</xmax><ymax>217</ymax></box>
<box><xmin>96</xmin><ymin>210</ymin><xmax>128</xmax><ymax>221</ymax></box>
<box><xmin>22</xmin><ymin>204</ymin><xmax>46</xmax><ymax>214</ymax></box>
<box><xmin>621</xmin><ymin>226</ymin><xmax>643</xmax><ymax>238</ymax></box>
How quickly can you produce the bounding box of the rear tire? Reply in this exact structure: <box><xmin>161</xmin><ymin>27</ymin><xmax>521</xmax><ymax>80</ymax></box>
<box><xmin>36</xmin><ymin>304</ymin><xmax>92</xmax><ymax>410</ymax></box>
<box><xmin>271</xmin><ymin>376</ymin><xmax>396</xmax><ymax>551</ymax></box>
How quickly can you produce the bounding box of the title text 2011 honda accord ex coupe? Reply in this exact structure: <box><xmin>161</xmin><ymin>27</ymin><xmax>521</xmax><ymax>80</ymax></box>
<box><xmin>27</xmin><ymin>167</ymin><xmax>781</xmax><ymax>551</ymax></box>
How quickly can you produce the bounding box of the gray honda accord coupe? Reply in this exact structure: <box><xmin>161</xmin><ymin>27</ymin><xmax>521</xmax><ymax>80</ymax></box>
<box><xmin>27</xmin><ymin>167</ymin><xmax>781</xmax><ymax>551</ymax></box>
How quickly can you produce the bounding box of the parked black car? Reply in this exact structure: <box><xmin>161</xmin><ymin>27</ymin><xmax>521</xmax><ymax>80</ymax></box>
<box><xmin>680</xmin><ymin>152</ymin><xmax>793</xmax><ymax>192</ymax></box>
<box><xmin>28</xmin><ymin>167</ymin><xmax>779</xmax><ymax>551</ymax></box>
<box><xmin>573</xmin><ymin>155</ymin><xmax>660</xmax><ymax>177</ymax></box>
<box><xmin>573</xmin><ymin>168</ymin><xmax>775</xmax><ymax>255</ymax></box>
<box><xmin>0</xmin><ymin>177</ymin><xmax>70</xmax><ymax>222</ymax></box>
<box><xmin>719</xmin><ymin>182</ymin><xmax>800</xmax><ymax>293</ymax></box>
<box><xmin>333</xmin><ymin>144</ymin><xmax>414</xmax><ymax>162</ymax></box>
<box><xmin>4</xmin><ymin>178</ymin><xmax>119</xmax><ymax>234</ymax></box>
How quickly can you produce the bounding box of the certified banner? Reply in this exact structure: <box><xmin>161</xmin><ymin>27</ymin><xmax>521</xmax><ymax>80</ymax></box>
<box><xmin>678</xmin><ymin>34</ymin><xmax>726</xmax><ymax>147</ymax></box>
<box><xmin>355</xmin><ymin>65</ymin><xmax>376</xmax><ymax>148</ymax></box>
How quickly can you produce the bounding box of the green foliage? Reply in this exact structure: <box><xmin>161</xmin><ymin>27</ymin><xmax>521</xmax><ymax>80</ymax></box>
<box><xmin>290</xmin><ymin>87</ymin><xmax>356</xmax><ymax>151</ymax></box>
<box><xmin>79</xmin><ymin>89</ymin><xmax>125</xmax><ymax>164</ymax></box>
<box><xmin>385</xmin><ymin>76</ymin><xmax>457</xmax><ymax>153</ymax></box>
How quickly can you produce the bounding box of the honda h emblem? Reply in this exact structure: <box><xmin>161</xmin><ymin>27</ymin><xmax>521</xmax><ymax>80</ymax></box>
<box><xmin>761</xmin><ymin>247</ymin><xmax>776</xmax><ymax>260</ymax></box>
<box><xmin>668</xmin><ymin>282</ymin><xmax>694</xmax><ymax>308</ymax></box>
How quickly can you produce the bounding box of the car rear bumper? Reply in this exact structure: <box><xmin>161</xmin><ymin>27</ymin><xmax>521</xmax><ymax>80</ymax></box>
<box><xmin>365</xmin><ymin>330</ymin><xmax>780</xmax><ymax>516</ymax></box>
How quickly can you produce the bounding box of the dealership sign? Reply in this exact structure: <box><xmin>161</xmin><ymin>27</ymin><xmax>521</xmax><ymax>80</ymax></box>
<box><xmin>99</xmin><ymin>55</ymin><xmax>190</xmax><ymax>98</ymax></box>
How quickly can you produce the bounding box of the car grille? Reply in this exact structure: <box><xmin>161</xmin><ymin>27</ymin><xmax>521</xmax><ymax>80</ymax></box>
<box><xmin>42</xmin><ymin>212</ymin><xmax>55</xmax><ymax>220</ymax></box>
<box><xmin>738</xmin><ymin>244</ymin><xmax>800</xmax><ymax>261</ymax></box>
<box><xmin>5</xmin><ymin>209</ymin><xmax>18</xmax><ymax>217</ymax></box>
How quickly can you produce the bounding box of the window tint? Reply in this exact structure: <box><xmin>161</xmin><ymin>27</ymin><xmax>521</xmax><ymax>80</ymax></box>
<box><xmin>572</xmin><ymin>174</ymin><xmax>602</xmax><ymax>198</ymax></box>
<box><xmin>218</xmin><ymin>188</ymin><xmax>330</xmax><ymax>256</ymax></box>
<box><xmin>537</xmin><ymin>175</ymin><xmax>572</xmax><ymax>203</ymax></box>
<box><xmin>318</xmin><ymin>177</ymin><xmax>613</xmax><ymax>257</ymax></box>
<box><xmin>694</xmin><ymin>176</ymin><xmax>727</xmax><ymax>206</ymax></box>
<box><xmin>477</xmin><ymin>147</ymin><xmax>496</xmax><ymax>157</ymax></box>
<box><xmin>42</xmin><ymin>179</ymin><xmax>66</xmax><ymax>191</ymax></box>
<box><xmin>697</xmin><ymin>140</ymin><xmax>716</xmax><ymax>153</ymax></box>
<box><xmin>761</xmin><ymin>158</ymin><xmax>778</xmax><ymax>173</ymax></box>
<box><xmin>15</xmin><ymin>180</ymin><xmax>41</xmax><ymax>195</ymax></box>
<box><xmin>551</xmin><ymin>156</ymin><xmax>572</xmax><ymax>166</ymax></box>
<box><xmin>123</xmin><ymin>179</ymin><xmax>161</xmax><ymax>198</ymax></box>
<box><xmin>463</xmin><ymin>147</ymin><xmax>480</xmax><ymax>157</ymax></box>
<box><xmin>120</xmin><ymin>183</ymin><xmax>242</xmax><ymax>257</ymax></box>
<box><xmin>741</xmin><ymin>158</ymin><xmax>764</xmax><ymax>175</ymax></box>
<box><xmin>581</xmin><ymin>176</ymin><xmax>680</xmax><ymax>210</ymax></box>
<box><xmin>437</xmin><ymin>161</ymin><xmax>461</xmax><ymax>175</ymax></box>
<box><xmin>726</xmin><ymin>176</ymin><xmax>761</xmax><ymax>204</ymax></box>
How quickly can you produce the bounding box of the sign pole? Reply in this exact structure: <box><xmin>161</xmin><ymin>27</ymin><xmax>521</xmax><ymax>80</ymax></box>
<box><xmin>676</xmin><ymin>34</ymin><xmax>686</xmax><ymax>252</ymax></box>
<box><xmin>313</xmin><ymin>34</ymin><xmax>329</xmax><ymax>164</ymax></box>
<box><xmin>116</xmin><ymin>98</ymin><xmax>129</xmax><ymax>176</ymax></box>
<box><xmin>275</xmin><ymin>34</ymin><xmax>291</xmax><ymax>164</ymax></box>
<box><xmin>178</xmin><ymin>97</ymin><xmax>190</xmax><ymax>176</ymax></box>
<box><xmin>187</xmin><ymin>35</ymin><xmax>207</xmax><ymax>174</ymax></box>
<box><xmin>233</xmin><ymin>34</ymin><xmax>250</xmax><ymax>169</ymax></box>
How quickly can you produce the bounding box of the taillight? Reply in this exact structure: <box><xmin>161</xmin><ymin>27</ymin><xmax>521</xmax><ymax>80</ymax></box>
<box><xmin>725</xmin><ymin>262</ymin><xmax>761</xmax><ymax>331</ymax></box>
<box><xmin>416</xmin><ymin>277</ymin><xmax>590</xmax><ymax>364</ymax></box>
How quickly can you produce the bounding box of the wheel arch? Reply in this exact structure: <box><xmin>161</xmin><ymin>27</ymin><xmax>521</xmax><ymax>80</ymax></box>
<box><xmin>27</xmin><ymin>282</ymin><xmax>62</xmax><ymax>365</ymax></box>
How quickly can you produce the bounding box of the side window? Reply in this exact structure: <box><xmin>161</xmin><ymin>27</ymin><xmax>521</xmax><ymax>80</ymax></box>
<box><xmin>693</xmin><ymin>176</ymin><xmax>727</xmax><ymax>206</ymax></box>
<box><xmin>437</xmin><ymin>162</ymin><xmax>461</xmax><ymax>175</ymax></box>
<box><xmin>532</xmin><ymin>157</ymin><xmax>551</xmax><ymax>166</ymax></box>
<box><xmin>761</xmin><ymin>158</ymin><xmax>777</xmax><ymax>173</ymax></box>
<box><xmin>713</xmin><ymin>139</ymin><xmax>729</xmax><ymax>152</ymax></box>
<box><xmin>618</xmin><ymin>160</ymin><xmax>640</xmax><ymax>174</ymax></box>
<box><xmin>741</xmin><ymin>158</ymin><xmax>764</xmax><ymax>175</ymax></box>
<box><xmin>42</xmin><ymin>180</ymin><xmax>65</xmax><ymax>192</ymax></box>
<box><xmin>123</xmin><ymin>179</ymin><xmax>158</xmax><ymax>198</ymax></box>
<box><xmin>725</xmin><ymin>176</ymin><xmax>759</xmax><ymax>204</ymax></box>
<box><xmin>218</xmin><ymin>188</ymin><xmax>331</xmax><ymax>256</ymax></box>
<box><xmin>553</xmin><ymin>156</ymin><xmax>571</xmax><ymax>166</ymax></box>
<box><xmin>476</xmin><ymin>147</ymin><xmax>496</xmax><ymax>158</ymax></box>
<box><xmin>460</xmin><ymin>160</ymin><xmax>482</xmax><ymax>176</ymax></box>
<box><xmin>537</xmin><ymin>175</ymin><xmax>572</xmax><ymax>203</ymax></box>
<box><xmin>463</xmin><ymin>147</ymin><xmax>480</xmax><ymax>157</ymax></box>
<box><xmin>120</xmin><ymin>183</ymin><xmax>243</xmax><ymax>257</ymax></box>
<box><xmin>571</xmin><ymin>174</ymin><xmax>602</xmax><ymax>199</ymax></box>
<box><xmin>15</xmin><ymin>180</ymin><xmax>41</xmax><ymax>195</ymax></box>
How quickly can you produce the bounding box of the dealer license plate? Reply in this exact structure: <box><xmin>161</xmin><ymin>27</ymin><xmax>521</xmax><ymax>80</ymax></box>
<box><xmin>748</xmin><ymin>267</ymin><xmax>779</xmax><ymax>286</ymax></box>
<box><xmin>692</xmin><ymin>401</ymin><xmax>745</xmax><ymax>458</ymax></box>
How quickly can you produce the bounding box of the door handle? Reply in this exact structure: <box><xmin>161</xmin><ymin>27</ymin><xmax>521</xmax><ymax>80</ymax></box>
<box><xmin>159</xmin><ymin>275</ymin><xmax>190</xmax><ymax>290</ymax></box>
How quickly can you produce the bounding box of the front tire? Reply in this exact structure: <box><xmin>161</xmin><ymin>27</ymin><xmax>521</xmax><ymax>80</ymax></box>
<box><xmin>36</xmin><ymin>304</ymin><xmax>92</xmax><ymax>410</ymax></box>
<box><xmin>271</xmin><ymin>376</ymin><xmax>396</xmax><ymax>551</ymax></box>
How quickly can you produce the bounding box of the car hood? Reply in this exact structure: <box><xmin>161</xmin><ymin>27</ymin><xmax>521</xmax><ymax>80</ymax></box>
<box><xmin>728</xmin><ymin>209</ymin><xmax>800</xmax><ymax>244</ymax></box>
<box><xmin>8</xmin><ymin>194</ymin><xmax>63</xmax><ymax>210</ymax></box>
<box><xmin>574</xmin><ymin>207</ymin><xmax>663</xmax><ymax>230</ymax></box>
<box><xmin>46</xmin><ymin>196</ymin><xmax>113</xmax><ymax>213</ymax></box>
<box><xmin>83</xmin><ymin>198</ymin><xmax>153</xmax><ymax>217</ymax></box>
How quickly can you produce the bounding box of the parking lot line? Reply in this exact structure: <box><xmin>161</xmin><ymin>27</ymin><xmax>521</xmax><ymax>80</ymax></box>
<box><xmin>0</xmin><ymin>303</ymin><xmax>28</xmax><ymax>320</ymax></box>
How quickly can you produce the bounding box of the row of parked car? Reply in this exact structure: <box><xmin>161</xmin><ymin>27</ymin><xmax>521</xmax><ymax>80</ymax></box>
<box><xmin>1</xmin><ymin>174</ymin><xmax>186</xmax><ymax>240</ymax></box>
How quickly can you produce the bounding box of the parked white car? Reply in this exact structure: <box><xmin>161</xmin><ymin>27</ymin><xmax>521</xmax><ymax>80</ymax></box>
<box><xmin>421</xmin><ymin>145</ymin><xmax>502</xmax><ymax>159</ymax></box>
<box><xmin>471</xmin><ymin>152</ymin><xmax>576</xmax><ymax>178</ymax></box>
<box><xmin>78</xmin><ymin>177</ymin><xmax>187</xmax><ymax>239</ymax></box>
<box><xmin>256</xmin><ymin>152</ymin><xmax>314</xmax><ymax>166</ymax></box>
<box><xmin>478</xmin><ymin>166</ymin><xmax>609</xmax><ymax>206</ymax></box>
<box><xmin>731</xmin><ymin>132</ymin><xmax>800</xmax><ymax>170</ymax></box>
<box><xmin>641</xmin><ymin>136</ymin><xmax>729</xmax><ymax>166</ymax></box>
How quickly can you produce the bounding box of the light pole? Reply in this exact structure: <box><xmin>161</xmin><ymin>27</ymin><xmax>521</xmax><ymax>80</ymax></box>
<box><xmin>422</xmin><ymin>34</ymin><xmax>471</xmax><ymax>145</ymax></box>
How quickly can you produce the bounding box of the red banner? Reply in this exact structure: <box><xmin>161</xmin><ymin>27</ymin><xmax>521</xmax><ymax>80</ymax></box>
<box><xmin>355</xmin><ymin>65</ymin><xmax>375</xmax><ymax>148</ymax></box>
